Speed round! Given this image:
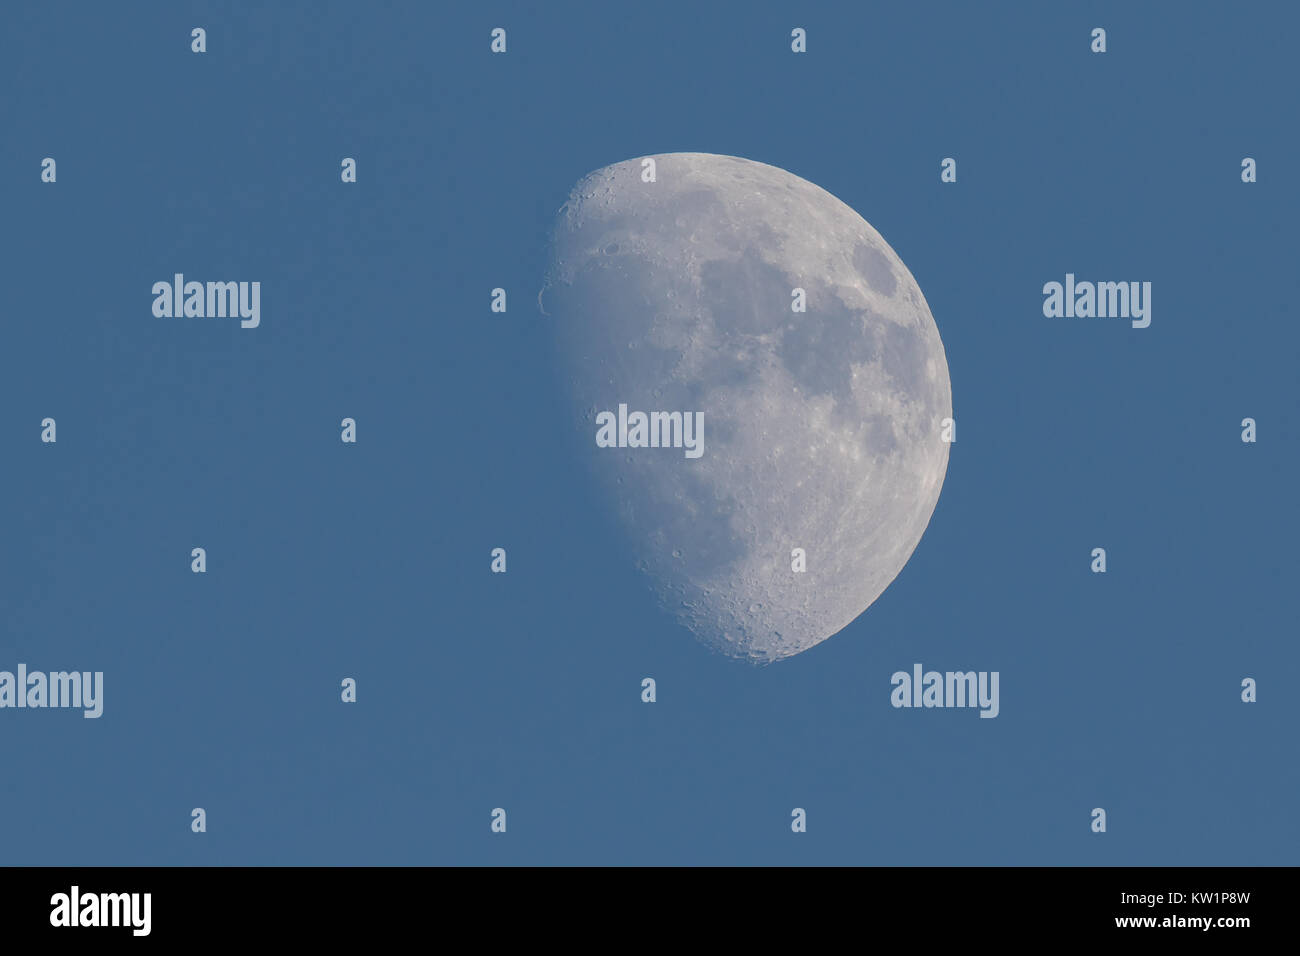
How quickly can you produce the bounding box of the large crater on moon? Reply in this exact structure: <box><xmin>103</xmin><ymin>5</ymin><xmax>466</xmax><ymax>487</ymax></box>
<box><xmin>542</xmin><ymin>153</ymin><xmax>952</xmax><ymax>663</ymax></box>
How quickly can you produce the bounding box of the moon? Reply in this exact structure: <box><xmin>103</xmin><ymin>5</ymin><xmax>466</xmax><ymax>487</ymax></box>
<box><xmin>542</xmin><ymin>153</ymin><xmax>952</xmax><ymax>663</ymax></box>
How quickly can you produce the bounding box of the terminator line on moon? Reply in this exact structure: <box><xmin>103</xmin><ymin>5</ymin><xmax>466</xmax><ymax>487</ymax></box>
<box><xmin>542</xmin><ymin>153</ymin><xmax>952</xmax><ymax>663</ymax></box>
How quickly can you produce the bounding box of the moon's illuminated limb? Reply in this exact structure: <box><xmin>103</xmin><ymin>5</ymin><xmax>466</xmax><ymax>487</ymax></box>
<box><xmin>543</xmin><ymin>153</ymin><xmax>952</xmax><ymax>663</ymax></box>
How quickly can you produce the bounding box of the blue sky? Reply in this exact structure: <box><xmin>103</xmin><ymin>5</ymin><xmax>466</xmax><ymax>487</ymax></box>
<box><xmin>0</xmin><ymin>1</ymin><xmax>1295</xmax><ymax>865</ymax></box>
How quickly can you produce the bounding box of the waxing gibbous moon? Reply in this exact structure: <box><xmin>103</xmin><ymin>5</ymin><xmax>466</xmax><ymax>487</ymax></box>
<box><xmin>542</xmin><ymin>153</ymin><xmax>952</xmax><ymax>663</ymax></box>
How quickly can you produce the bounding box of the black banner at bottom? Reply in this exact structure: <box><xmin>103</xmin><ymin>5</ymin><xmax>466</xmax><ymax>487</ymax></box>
<box><xmin>0</xmin><ymin>866</ymin><xmax>1284</xmax><ymax>942</ymax></box>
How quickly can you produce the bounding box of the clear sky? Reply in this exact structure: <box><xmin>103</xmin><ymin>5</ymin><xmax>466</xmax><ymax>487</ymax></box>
<box><xmin>0</xmin><ymin>1</ymin><xmax>1295</xmax><ymax>865</ymax></box>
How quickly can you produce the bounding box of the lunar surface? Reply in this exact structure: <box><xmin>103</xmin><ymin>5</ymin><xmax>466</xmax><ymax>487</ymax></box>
<box><xmin>541</xmin><ymin>153</ymin><xmax>952</xmax><ymax>663</ymax></box>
